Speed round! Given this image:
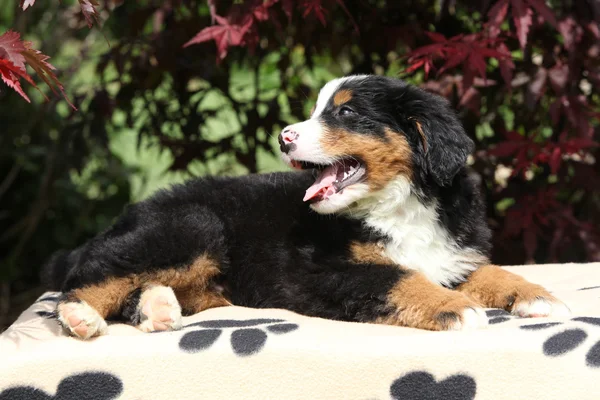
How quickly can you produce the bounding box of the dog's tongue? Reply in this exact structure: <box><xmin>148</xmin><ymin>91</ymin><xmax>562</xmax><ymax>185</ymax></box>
<box><xmin>303</xmin><ymin>165</ymin><xmax>338</xmax><ymax>202</ymax></box>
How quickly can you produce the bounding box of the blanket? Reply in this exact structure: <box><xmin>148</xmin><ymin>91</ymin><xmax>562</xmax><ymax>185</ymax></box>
<box><xmin>1</xmin><ymin>263</ymin><xmax>600</xmax><ymax>400</ymax></box>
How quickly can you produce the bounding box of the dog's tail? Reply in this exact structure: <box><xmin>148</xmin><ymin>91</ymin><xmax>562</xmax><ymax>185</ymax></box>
<box><xmin>41</xmin><ymin>247</ymin><xmax>83</xmax><ymax>291</ymax></box>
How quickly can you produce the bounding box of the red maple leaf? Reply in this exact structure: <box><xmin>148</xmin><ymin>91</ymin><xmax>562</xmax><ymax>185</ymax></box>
<box><xmin>0</xmin><ymin>31</ymin><xmax>75</xmax><ymax>109</ymax></box>
<box><xmin>488</xmin><ymin>130</ymin><xmax>546</xmax><ymax>176</ymax></box>
<box><xmin>23</xmin><ymin>0</ymin><xmax>101</xmax><ymax>28</ymax></box>
<box><xmin>0</xmin><ymin>30</ymin><xmax>27</xmax><ymax>71</ymax></box>
<box><xmin>405</xmin><ymin>32</ymin><xmax>512</xmax><ymax>89</ymax></box>
<box><xmin>489</xmin><ymin>128</ymin><xmax>598</xmax><ymax>176</ymax></box>
<box><xmin>487</xmin><ymin>0</ymin><xmax>557</xmax><ymax>48</ymax></box>
<box><xmin>0</xmin><ymin>58</ymin><xmax>35</xmax><ymax>102</ymax></box>
<box><xmin>208</xmin><ymin>0</ymin><xmax>218</xmax><ymax>23</ymax></box>
<box><xmin>22</xmin><ymin>41</ymin><xmax>76</xmax><ymax>109</ymax></box>
<box><xmin>184</xmin><ymin>15</ymin><xmax>254</xmax><ymax>61</ymax></box>
<box><xmin>546</xmin><ymin>133</ymin><xmax>599</xmax><ymax>174</ymax></box>
<box><xmin>19</xmin><ymin>0</ymin><xmax>36</xmax><ymax>11</ymax></box>
<box><xmin>511</xmin><ymin>0</ymin><xmax>533</xmax><ymax>49</ymax></box>
<box><xmin>0</xmin><ymin>31</ymin><xmax>36</xmax><ymax>103</ymax></box>
<box><xmin>550</xmin><ymin>95</ymin><xmax>600</xmax><ymax>137</ymax></box>
<box><xmin>252</xmin><ymin>0</ymin><xmax>278</xmax><ymax>21</ymax></box>
<box><xmin>78</xmin><ymin>0</ymin><xmax>102</xmax><ymax>28</ymax></box>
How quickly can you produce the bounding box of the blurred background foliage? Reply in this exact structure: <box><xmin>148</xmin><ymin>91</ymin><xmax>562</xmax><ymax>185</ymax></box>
<box><xmin>1</xmin><ymin>0</ymin><xmax>599</xmax><ymax>329</ymax></box>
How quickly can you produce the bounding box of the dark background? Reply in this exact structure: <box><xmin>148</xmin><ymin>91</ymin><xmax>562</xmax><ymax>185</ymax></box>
<box><xmin>1</xmin><ymin>0</ymin><xmax>599</xmax><ymax>330</ymax></box>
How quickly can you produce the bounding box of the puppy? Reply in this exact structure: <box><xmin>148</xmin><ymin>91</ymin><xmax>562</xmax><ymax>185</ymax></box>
<box><xmin>43</xmin><ymin>75</ymin><xmax>569</xmax><ymax>339</ymax></box>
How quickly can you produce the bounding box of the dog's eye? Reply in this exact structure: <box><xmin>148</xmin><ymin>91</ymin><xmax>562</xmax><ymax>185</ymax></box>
<box><xmin>339</xmin><ymin>106</ymin><xmax>355</xmax><ymax>116</ymax></box>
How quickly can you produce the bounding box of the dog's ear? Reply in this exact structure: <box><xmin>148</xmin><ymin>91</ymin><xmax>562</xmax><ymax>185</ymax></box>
<box><xmin>409</xmin><ymin>112</ymin><xmax>474</xmax><ymax>187</ymax></box>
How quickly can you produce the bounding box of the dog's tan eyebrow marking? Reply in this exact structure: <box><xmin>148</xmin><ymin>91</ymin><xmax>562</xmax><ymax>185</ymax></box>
<box><xmin>410</xmin><ymin>117</ymin><xmax>428</xmax><ymax>152</ymax></box>
<box><xmin>333</xmin><ymin>89</ymin><xmax>353</xmax><ymax>106</ymax></box>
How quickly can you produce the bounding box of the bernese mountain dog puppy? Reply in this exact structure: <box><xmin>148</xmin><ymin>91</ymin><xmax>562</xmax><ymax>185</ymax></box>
<box><xmin>43</xmin><ymin>75</ymin><xmax>570</xmax><ymax>339</ymax></box>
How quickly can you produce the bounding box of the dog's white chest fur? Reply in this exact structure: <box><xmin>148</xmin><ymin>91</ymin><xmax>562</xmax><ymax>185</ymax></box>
<box><xmin>354</xmin><ymin>177</ymin><xmax>486</xmax><ymax>286</ymax></box>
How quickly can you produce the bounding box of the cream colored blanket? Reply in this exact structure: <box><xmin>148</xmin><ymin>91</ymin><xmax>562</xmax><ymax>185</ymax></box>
<box><xmin>1</xmin><ymin>263</ymin><xmax>600</xmax><ymax>400</ymax></box>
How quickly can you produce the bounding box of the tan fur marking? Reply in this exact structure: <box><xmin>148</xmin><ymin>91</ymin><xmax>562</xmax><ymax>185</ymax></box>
<box><xmin>377</xmin><ymin>271</ymin><xmax>482</xmax><ymax>330</ymax></box>
<box><xmin>71</xmin><ymin>277</ymin><xmax>134</xmax><ymax>318</ymax></box>
<box><xmin>349</xmin><ymin>241</ymin><xmax>391</xmax><ymax>265</ymax></box>
<box><xmin>320</xmin><ymin>128</ymin><xmax>413</xmax><ymax>190</ymax></box>
<box><xmin>310</xmin><ymin>105</ymin><xmax>316</xmax><ymax>116</ymax></box>
<box><xmin>456</xmin><ymin>264</ymin><xmax>557</xmax><ymax>310</ymax></box>
<box><xmin>333</xmin><ymin>89</ymin><xmax>352</xmax><ymax>106</ymax></box>
<box><xmin>171</xmin><ymin>255</ymin><xmax>232</xmax><ymax>314</ymax></box>
<box><xmin>412</xmin><ymin>119</ymin><xmax>428</xmax><ymax>152</ymax></box>
<box><xmin>70</xmin><ymin>254</ymin><xmax>230</xmax><ymax>319</ymax></box>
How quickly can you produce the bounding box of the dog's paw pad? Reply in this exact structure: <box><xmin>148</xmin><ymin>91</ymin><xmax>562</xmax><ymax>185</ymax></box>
<box><xmin>513</xmin><ymin>298</ymin><xmax>571</xmax><ymax>318</ymax></box>
<box><xmin>57</xmin><ymin>301</ymin><xmax>107</xmax><ymax>340</ymax></box>
<box><xmin>138</xmin><ymin>286</ymin><xmax>182</xmax><ymax>333</ymax></box>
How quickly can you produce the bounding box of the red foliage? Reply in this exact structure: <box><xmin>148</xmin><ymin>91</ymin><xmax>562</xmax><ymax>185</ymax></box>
<box><xmin>489</xmin><ymin>131</ymin><xmax>597</xmax><ymax>177</ymax></box>
<box><xmin>0</xmin><ymin>58</ymin><xmax>34</xmax><ymax>102</ymax></box>
<box><xmin>400</xmin><ymin>1</ymin><xmax>599</xmax><ymax>263</ymax></box>
<box><xmin>184</xmin><ymin>0</ymin><xmax>355</xmax><ymax>61</ymax></box>
<box><xmin>487</xmin><ymin>0</ymin><xmax>557</xmax><ymax>47</ymax></box>
<box><xmin>20</xmin><ymin>0</ymin><xmax>101</xmax><ymax>27</ymax></box>
<box><xmin>184</xmin><ymin>14</ymin><xmax>254</xmax><ymax>60</ymax></box>
<box><xmin>0</xmin><ymin>30</ymin><xmax>75</xmax><ymax>109</ymax></box>
<box><xmin>78</xmin><ymin>0</ymin><xmax>102</xmax><ymax>29</ymax></box>
<box><xmin>405</xmin><ymin>32</ymin><xmax>513</xmax><ymax>89</ymax></box>
<box><xmin>22</xmin><ymin>41</ymin><xmax>76</xmax><ymax>109</ymax></box>
<box><xmin>4</xmin><ymin>0</ymin><xmax>600</xmax><ymax>264</ymax></box>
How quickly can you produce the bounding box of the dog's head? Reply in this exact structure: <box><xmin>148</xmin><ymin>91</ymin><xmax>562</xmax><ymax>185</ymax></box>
<box><xmin>279</xmin><ymin>75</ymin><xmax>474</xmax><ymax>214</ymax></box>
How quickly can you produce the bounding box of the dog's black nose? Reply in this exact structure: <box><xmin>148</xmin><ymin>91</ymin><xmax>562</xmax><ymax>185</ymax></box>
<box><xmin>279</xmin><ymin>127</ymin><xmax>298</xmax><ymax>154</ymax></box>
<box><xmin>278</xmin><ymin>133</ymin><xmax>290</xmax><ymax>153</ymax></box>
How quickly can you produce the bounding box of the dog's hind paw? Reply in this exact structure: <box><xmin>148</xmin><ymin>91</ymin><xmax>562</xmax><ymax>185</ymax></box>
<box><xmin>57</xmin><ymin>301</ymin><xmax>108</xmax><ymax>340</ymax></box>
<box><xmin>137</xmin><ymin>285</ymin><xmax>183</xmax><ymax>333</ymax></box>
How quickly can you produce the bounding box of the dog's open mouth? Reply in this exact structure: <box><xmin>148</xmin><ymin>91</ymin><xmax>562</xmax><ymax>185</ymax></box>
<box><xmin>291</xmin><ymin>159</ymin><xmax>366</xmax><ymax>203</ymax></box>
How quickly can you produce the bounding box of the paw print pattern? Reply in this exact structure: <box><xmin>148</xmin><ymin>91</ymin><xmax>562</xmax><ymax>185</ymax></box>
<box><xmin>35</xmin><ymin>294</ymin><xmax>59</xmax><ymax>319</ymax></box>
<box><xmin>519</xmin><ymin>317</ymin><xmax>600</xmax><ymax>367</ymax></box>
<box><xmin>36</xmin><ymin>294</ymin><xmax>60</xmax><ymax>303</ymax></box>
<box><xmin>542</xmin><ymin>329</ymin><xmax>587</xmax><ymax>356</ymax></box>
<box><xmin>485</xmin><ymin>309</ymin><xmax>513</xmax><ymax>325</ymax></box>
<box><xmin>572</xmin><ymin>317</ymin><xmax>600</xmax><ymax>327</ymax></box>
<box><xmin>390</xmin><ymin>371</ymin><xmax>476</xmax><ymax>400</ymax></box>
<box><xmin>0</xmin><ymin>372</ymin><xmax>122</xmax><ymax>400</ymax></box>
<box><xmin>519</xmin><ymin>322</ymin><xmax>562</xmax><ymax>331</ymax></box>
<box><xmin>577</xmin><ymin>285</ymin><xmax>600</xmax><ymax>291</ymax></box>
<box><xmin>179</xmin><ymin>318</ymin><xmax>299</xmax><ymax>357</ymax></box>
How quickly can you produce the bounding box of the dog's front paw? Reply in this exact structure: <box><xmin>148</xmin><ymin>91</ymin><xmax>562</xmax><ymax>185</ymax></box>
<box><xmin>381</xmin><ymin>273</ymin><xmax>489</xmax><ymax>331</ymax></box>
<box><xmin>433</xmin><ymin>297</ymin><xmax>489</xmax><ymax>331</ymax></box>
<box><xmin>512</xmin><ymin>295</ymin><xmax>571</xmax><ymax>319</ymax></box>
<box><xmin>57</xmin><ymin>300</ymin><xmax>108</xmax><ymax>340</ymax></box>
<box><xmin>137</xmin><ymin>285</ymin><xmax>183</xmax><ymax>333</ymax></box>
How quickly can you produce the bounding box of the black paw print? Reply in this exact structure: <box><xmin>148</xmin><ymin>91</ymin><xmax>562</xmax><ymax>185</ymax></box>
<box><xmin>179</xmin><ymin>318</ymin><xmax>299</xmax><ymax>357</ymax></box>
<box><xmin>0</xmin><ymin>372</ymin><xmax>122</xmax><ymax>400</ymax></box>
<box><xmin>519</xmin><ymin>317</ymin><xmax>600</xmax><ymax>367</ymax></box>
<box><xmin>390</xmin><ymin>371</ymin><xmax>476</xmax><ymax>400</ymax></box>
<box><xmin>36</xmin><ymin>294</ymin><xmax>60</xmax><ymax>303</ymax></box>
<box><xmin>34</xmin><ymin>294</ymin><xmax>60</xmax><ymax>318</ymax></box>
<box><xmin>577</xmin><ymin>285</ymin><xmax>600</xmax><ymax>291</ymax></box>
<box><xmin>485</xmin><ymin>309</ymin><xmax>514</xmax><ymax>325</ymax></box>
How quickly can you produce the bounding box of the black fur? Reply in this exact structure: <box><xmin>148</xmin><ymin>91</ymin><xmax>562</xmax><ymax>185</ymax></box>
<box><xmin>43</xmin><ymin>75</ymin><xmax>491</xmax><ymax>327</ymax></box>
